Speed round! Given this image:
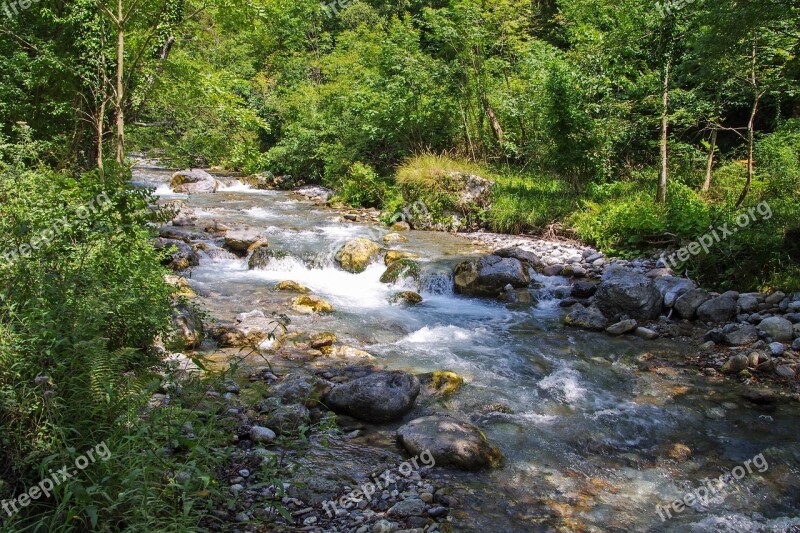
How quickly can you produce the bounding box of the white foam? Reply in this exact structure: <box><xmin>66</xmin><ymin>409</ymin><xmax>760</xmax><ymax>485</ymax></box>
<box><xmin>538</xmin><ymin>367</ymin><xmax>587</xmax><ymax>404</ymax></box>
<box><xmin>217</xmin><ymin>181</ymin><xmax>278</xmax><ymax>195</ymax></box>
<box><xmin>402</xmin><ymin>325</ymin><xmax>482</xmax><ymax>344</ymax></box>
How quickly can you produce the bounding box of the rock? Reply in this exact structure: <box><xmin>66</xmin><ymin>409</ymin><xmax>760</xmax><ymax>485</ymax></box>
<box><xmin>453</xmin><ymin>255</ymin><xmax>530</xmax><ymax>297</ymax></box>
<box><xmin>768</xmin><ymin>342</ymin><xmax>786</xmax><ymax>356</ymax></box>
<box><xmin>389</xmin><ymin>291</ymin><xmax>423</xmax><ymax>306</ymax></box>
<box><xmin>275</xmin><ymin>280</ymin><xmax>310</xmax><ymax>293</ymax></box>
<box><xmin>295</xmin><ymin>185</ymin><xmax>333</xmax><ymax>203</ymax></box>
<box><xmin>775</xmin><ymin>365</ymin><xmax>796</xmax><ymax>379</ymax></box>
<box><xmin>171</xmin><ymin>207</ymin><xmax>197</xmax><ymax>226</ymax></box>
<box><xmin>171</xmin><ymin>303</ymin><xmax>204</xmax><ymax>349</ymax></box>
<box><xmin>697</xmin><ymin>296</ymin><xmax>738</xmax><ymax>323</ymax></box>
<box><xmin>794</xmin><ymin>338</ymin><xmax>800</xmax><ymax>351</ymax></box>
<box><xmin>324</xmin><ymin>371</ymin><xmax>420</xmax><ymax>423</ymax></box>
<box><xmin>634</xmin><ymin>327</ymin><xmax>659</xmax><ymax>340</ymax></box>
<box><xmin>390</xmin><ymin>221</ymin><xmax>411</xmax><ymax>231</ymax></box>
<box><xmin>171</xmin><ymin>169</ymin><xmax>220</xmax><ymax>194</ymax></box>
<box><xmin>418</xmin><ymin>371</ymin><xmax>464</xmax><ymax>397</ymax></box>
<box><xmin>673</xmin><ymin>289</ymin><xmax>711</xmax><ymax>320</ymax></box>
<box><xmin>542</xmin><ymin>264</ymin><xmax>564</xmax><ymax>276</ymax></box>
<box><xmin>387</xmin><ymin>499</ymin><xmax>425</xmax><ymax>518</ymax></box>
<box><xmin>606</xmin><ymin>319</ymin><xmax>638</xmax><ymax>336</ymax></box>
<box><xmin>372</xmin><ymin>519</ymin><xmax>396</xmax><ymax>533</ymax></box>
<box><xmin>742</xmin><ymin>389</ymin><xmax>778</xmax><ymax>405</ymax></box>
<box><xmin>380</xmin><ymin>259</ymin><xmax>421</xmax><ymax>285</ymax></box>
<box><xmin>396</xmin><ymin>414</ymin><xmax>502</xmax><ymax>470</ymax></box>
<box><xmin>654</xmin><ymin>276</ymin><xmax>697</xmax><ymax>308</ymax></box>
<box><xmin>249</xmin><ymin>426</ymin><xmax>276</xmax><ymax>443</ymax></box>
<box><xmin>765</xmin><ymin>291</ymin><xmax>786</xmax><ymax>305</ymax></box>
<box><xmin>646</xmin><ymin>268</ymin><xmax>673</xmax><ymax>278</ymax></box>
<box><xmin>385</xmin><ymin>250</ymin><xmax>420</xmax><ymax>265</ymax></box>
<box><xmin>400</xmin><ymin>172</ymin><xmax>493</xmax><ymax>231</ymax></box>
<box><xmin>738</xmin><ymin>295</ymin><xmax>760</xmax><ymax>313</ymax></box>
<box><xmin>310</xmin><ymin>332</ymin><xmax>337</xmax><ymax>349</ymax></box>
<box><xmin>321</xmin><ymin>345</ymin><xmax>375</xmax><ymax>360</ymax></box>
<box><xmin>248</xmin><ymin>248</ymin><xmax>290</xmax><ymax>270</ymax></box>
<box><xmin>758</xmin><ymin>317</ymin><xmax>793</xmax><ymax>342</ymax></box>
<box><xmin>334</xmin><ymin>238</ymin><xmax>383</xmax><ymax>273</ymax></box>
<box><xmin>224</xmin><ymin>229</ymin><xmax>265</xmax><ymax>256</ymax></box>
<box><xmin>494</xmin><ymin>247</ymin><xmax>542</xmax><ymax>268</ymax></box>
<box><xmin>265</xmin><ymin>404</ymin><xmax>310</xmax><ymax>435</ymax></box>
<box><xmin>269</xmin><ymin>374</ymin><xmax>331</xmax><ymax>407</ymax></box>
<box><xmin>594</xmin><ymin>268</ymin><xmax>664</xmax><ymax>320</ymax></box>
<box><xmin>564</xmin><ymin>304</ymin><xmax>608</xmax><ymax>331</ymax></box>
<box><xmin>722</xmin><ymin>325</ymin><xmax>759</xmax><ymax>346</ymax></box>
<box><xmin>562</xmin><ymin>264</ymin><xmax>587</xmax><ymax>278</ymax></box>
<box><xmin>383</xmin><ymin>232</ymin><xmax>408</xmax><ymax>243</ymax></box>
<box><xmin>721</xmin><ymin>354</ymin><xmax>749</xmax><ymax>374</ymax></box>
<box><xmin>155</xmin><ymin>238</ymin><xmax>200</xmax><ymax>271</ymax></box>
<box><xmin>292</xmin><ymin>295</ymin><xmax>334</xmax><ymax>314</ymax></box>
<box><xmin>571</xmin><ymin>281</ymin><xmax>597</xmax><ymax>299</ymax></box>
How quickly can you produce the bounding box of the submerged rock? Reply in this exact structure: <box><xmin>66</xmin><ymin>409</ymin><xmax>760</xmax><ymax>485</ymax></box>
<box><xmin>396</xmin><ymin>414</ymin><xmax>502</xmax><ymax>470</ymax></box>
<box><xmin>334</xmin><ymin>238</ymin><xmax>382</xmax><ymax>273</ymax></box>
<box><xmin>453</xmin><ymin>255</ymin><xmax>529</xmax><ymax>297</ymax></box>
<box><xmin>383</xmin><ymin>232</ymin><xmax>408</xmax><ymax>243</ymax></box>
<box><xmin>324</xmin><ymin>371</ymin><xmax>421</xmax><ymax>423</ymax></box>
<box><xmin>248</xmin><ymin>248</ymin><xmax>290</xmax><ymax>270</ymax></box>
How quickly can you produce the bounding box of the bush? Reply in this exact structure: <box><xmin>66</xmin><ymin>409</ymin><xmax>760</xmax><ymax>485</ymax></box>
<box><xmin>330</xmin><ymin>162</ymin><xmax>393</xmax><ymax>208</ymax></box>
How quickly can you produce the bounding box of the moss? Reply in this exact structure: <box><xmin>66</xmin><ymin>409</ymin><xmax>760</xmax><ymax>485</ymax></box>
<box><xmin>380</xmin><ymin>259</ymin><xmax>421</xmax><ymax>284</ymax></box>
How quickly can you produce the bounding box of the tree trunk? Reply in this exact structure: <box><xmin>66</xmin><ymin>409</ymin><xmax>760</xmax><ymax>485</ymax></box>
<box><xmin>656</xmin><ymin>59</ymin><xmax>670</xmax><ymax>204</ymax></box>
<box><xmin>482</xmin><ymin>94</ymin><xmax>505</xmax><ymax>145</ymax></box>
<box><xmin>702</xmin><ymin>126</ymin><xmax>717</xmax><ymax>193</ymax></box>
<box><xmin>114</xmin><ymin>0</ymin><xmax>125</xmax><ymax>167</ymax></box>
<box><xmin>735</xmin><ymin>41</ymin><xmax>759</xmax><ymax>209</ymax></box>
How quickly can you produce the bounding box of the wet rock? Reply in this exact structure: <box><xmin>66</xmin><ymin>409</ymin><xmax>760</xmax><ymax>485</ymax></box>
<box><xmin>224</xmin><ymin>228</ymin><xmax>266</xmax><ymax>256</ymax></box>
<box><xmin>155</xmin><ymin>238</ymin><xmax>200</xmax><ymax>271</ymax></box>
<box><xmin>722</xmin><ymin>324</ymin><xmax>760</xmax><ymax>346</ymax></box>
<box><xmin>396</xmin><ymin>414</ymin><xmax>502</xmax><ymax>470</ymax></box>
<box><xmin>269</xmin><ymin>373</ymin><xmax>331</xmax><ymax>407</ymax></box>
<box><xmin>758</xmin><ymin>317</ymin><xmax>793</xmax><ymax>342</ymax></box>
<box><xmin>275</xmin><ymin>280</ymin><xmax>310</xmax><ymax>293</ymax></box>
<box><xmin>324</xmin><ymin>371</ymin><xmax>421</xmax><ymax>423</ymax></box>
<box><xmin>389</xmin><ymin>291</ymin><xmax>423</xmax><ymax>306</ymax></box>
<box><xmin>562</xmin><ymin>264</ymin><xmax>587</xmax><ymax>278</ymax></box>
<box><xmin>249</xmin><ymin>426</ymin><xmax>276</xmax><ymax>443</ymax></box>
<box><xmin>383</xmin><ymin>232</ymin><xmax>408</xmax><ymax>244</ymax></box>
<box><xmin>494</xmin><ymin>247</ymin><xmax>542</xmax><ymax>268</ymax></box>
<box><xmin>697</xmin><ymin>296</ymin><xmax>738</xmax><ymax>323</ymax></box>
<box><xmin>793</xmin><ymin>338</ymin><xmax>800</xmax><ymax>351</ymax></box>
<box><xmin>418</xmin><ymin>371</ymin><xmax>464</xmax><ymax>397</ymax></box>
<box><xmin>564</xmin><ymin>304</ymin><xmax>608</xmax><ymax>331</ymax></box>
<box><xmin>453</xmin><ymin>255</ymin><xmax>530</xmax><ymax>297</ymax></box>
<box><xmin>292</xmin><ymin>295</ymin><xmax>334</xmax><ymax>314</ymax></box>
<box><xmin>721</xmin><ymin>354</ymin><xmax>749</xmax><ymax>374</ymax></box>
<box><xmin>594</xmin><ymin>267</ymin><xmax>663</xmax><ymax>320</ymax></box>
<box><xmin>606</xmin><ymin>319</ymin><xmax>637</xmax><ymax>336</ymax></box>
<box><xmin>295</xmin><ymin>185</ymin><xmax>333</xmax><ymax>203</ymax></box>
<box><xmin>542</xmin><ymin>264</ymin><xmax>564</xmax><ymax>276</ymax></box>
<box><xmin>335</xmin><ymin>238</ymin><xmax>383</xmax><ymax>273</ymax></box>
<box><xmin>634</xmin><ymin>327</ymin><xmax>659</xmax><ymax>340</ymax></box>
<box><xmin>571</xmin><ymin>281</ymin><xmax>597</xmax><ymax>299</ymax></box>
<box><xmin>673</xmin><ymin>289</ymin><xmax>711</xmax><ymax>320</ymax></box>
<box><xmin>385</xmin><ymin>250</ymin><xmax>420</xmax><ymax>265</ymax></box>
<box><xmin>171</xmin><ymin>169</ymin><xmax>220</xmax><ymax>194</ymax></box>
<box><xmin>265</xmin><ymin>404</ymin><xmax>310</xmax><ymax>435</ymax></box>
<box><xmin>171</xmin><ymin>303</ymin><xmax>204</xmax><ymax>349</ymax></box>
<box><xmin>310</xmin><ymin>332</ymin><xmax>337</xmax><ymax>349</ymax></box>
<box><xmin>380</xmin><ymin>259</ymin><xmax>421</xmax><ymax>285</ymax></box>
<box><xmin>390</xmin><ymin>221</ymin><xmax>411</xmax><ymax>232</ymax></box>
<box><xmin>321</xmin><ymin>345</ymin><xmax>375</xmax><ymax>360</ymax></box>
<box><xmin>655</xmin><ymin>276</ymin><xmax>697</xmax><ymax>308</ymax></box>
<box><xmin>248</xmin><ymin>248</ymin><xmax>290</xmax><ymax>270</ymax></box>
<box><xmin>742</xmin><ymin>388</ymin><xmax>778</xmax><ymax>405</ymax></box>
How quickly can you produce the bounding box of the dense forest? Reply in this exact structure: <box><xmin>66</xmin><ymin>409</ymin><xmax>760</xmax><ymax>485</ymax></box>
<box><xmin>1</xmin><ymin>0</ymin><xmax>799</xmax><ymax>531</ymax></box>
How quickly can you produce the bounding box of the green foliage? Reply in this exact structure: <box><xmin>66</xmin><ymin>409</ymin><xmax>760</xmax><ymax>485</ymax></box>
<box><xmin>332</xmin><ymin>162</ymin><xmax>394</xmax><ymax>208</ymax></box>
<box><xmin>487</xmin><ymin>171</ymin><xmax>580</xmax><ymax>234</ymax></box>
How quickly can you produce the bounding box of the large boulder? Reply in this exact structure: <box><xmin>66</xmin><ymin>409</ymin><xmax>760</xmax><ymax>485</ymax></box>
<box><xmin>564</xmin><ymin>304</ymin><xmax>608</xmax><ymax>331</ymax></box>
<box><xmin>654</xmin><ymin>276</ymin><xmax>697</xmax><ymax>308</ymax></box>
<box><xmin>493</xmin><ymin>247</ymin><xmax>542</xmax><ymax>269</ymax></box>
<box><xmin>334</xmin><ymin>238</ymin><xmax>382</xmax><ymax>273</ymax></box>
<box><xmin>324</xmin><ymin>371</ymin><xmax>421</xmax><ymax>423</ymax></box>
<box><xmin>154</xmin><ymin>238</ymin><xmax>200</xmax><ymax>271</ymax></box>
<box><xmin>696</xmin><ymin>296</ymin><xmax>737</xmax><ymax>323</ymax></box>
<box><xmin>453</xmin><ymin>255</ymin><xmax>530</xmax><ymax>297</ymax></box>
<box><xmin>758</xmin><ymin>317</ymin><xmax>794</xmax><ymax>342</ymax></box>
<box><xmin>224</xmin><ymin>229</ymin><xmax>266</xmax><ymax>256</ymax></box>
<box><xmin>593</xmin><ymin>268</ymin><xmax>663</xmax><ymax>320</ymax></box>
<box><xmin>673</xmin><ymin>289</ymin><xmax>711</xmax><ymax>320</ymax></box>
<box><xmin>171</xmin><ymin>303</ymin><xmax>204</xmax><ymax>349</ymax></box>
<box><xmin>722</xmin><ymin>324</ymin><xmax>760</xmax><ymax>346</ymax></box>
<box><xmin>396</xmin><ymin>414</ymin><xmax>502</xmax><ymax>470</ymax></box>
<box><xmin>380</xmin><ymin>259</ymin><xmax>421</xmax><ymax>286</ymax></box>
<box><xmin>170</xmin><ymin>169</ymin><xmax>220</xmax><ymax>194</ymax></box>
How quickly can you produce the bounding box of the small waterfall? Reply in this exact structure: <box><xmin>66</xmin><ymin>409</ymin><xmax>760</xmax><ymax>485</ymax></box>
<box><xmin>421</xmin><ymin>272</ymin><xmax>454</xmax><ymax>295</ymax></box>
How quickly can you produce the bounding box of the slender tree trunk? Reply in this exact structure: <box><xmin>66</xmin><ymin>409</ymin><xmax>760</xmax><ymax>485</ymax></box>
<box><xmin>735</xmin><ymin>41</ymin><xmax>760</xmax><ymax>209</ymax></box>
<box><xmin>702</xmin><ymin>126</ymin><xmax>717</xmax><ymax>193</ymax></box>
<box><xmin>114</xmin><ymin>0</ymin><xmax>125</xmax><ymax>167</ymax></box>
<box><xmin>656</xmin><ymin>59</ymin><xmax>670</xmax><ymax>204</ymax></box>
<box><xmin>482</xmin><ymin>94</ymin><xmax>505</xmax><ymax>145</ymax></box>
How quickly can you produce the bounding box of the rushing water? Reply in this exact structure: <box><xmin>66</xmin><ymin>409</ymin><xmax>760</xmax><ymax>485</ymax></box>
<box><xmin>134</xmin><ymin>164</ymin><xmax>800</xmax><ymax>533</ymax></box>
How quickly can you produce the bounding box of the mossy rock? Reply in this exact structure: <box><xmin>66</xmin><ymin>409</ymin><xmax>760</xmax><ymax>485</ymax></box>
<box><xmin>385</xmin><ymin>250</ymin><xmax>420</xmax><ymax>265</ymax></box>
<box><xmin>275</xmin><ymin>280</ymin><xmax>310</xmax><ymax>293</ymax></box>
<box><xmin>389</xmin><ymin>291</ymin><xmax>423</xmax><ymax>306</ymax></box>
<box><xmin>419</xmin><ymin>370</ymin><xmax>464</xmax><ymax>397</ymax></box>
<box><xmin>291</xmin><ymin>295</ymin><xmax>334</xmax><ymax>314</ymax></box>
<box><xmin>249</xmin><ymin>248</ymin><xmax>290</xmax><ymax>270</ymax></box>
<box><xmin>383</xmin><ymin>232</ymin><xmax>408</xmax><ymax>243</ymax></box>
<box><xmin>380</xmin><ymin>259</ymin><xmax>421</xmax><ymax>285</ymax></box>
<box><xmin>334</xmin><ymin>238</ymin><xmax>382</xmax><ymax>273</ymax></box>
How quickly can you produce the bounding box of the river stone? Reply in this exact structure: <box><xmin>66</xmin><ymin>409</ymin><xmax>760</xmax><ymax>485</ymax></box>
<box><xmin>390</xmin><ymin>221</ymin><xmax>411</xmax><ymax>231</ymax></box>
<box><xmin>453</xmin><ymin>255</ymin><xmax>530</xmax><ymax>297</ymax></box>
<box><xmin>758</xmin><ymin>317</ymin><xmax>793</xmax><ymax>342</ymax></box>
<box><xmin>793</xmin><ymin>338</ymin><xmax>800</xmax><ymax>351</ymax></box>
<box><xmin>655</xmin><ymin>276</ymin><xmax>697</xmax><ymax>308</ymax></box>
<box><xmin>738</xmin><ymin>295</ymin><xmax>760</xmax><ymax>313</ymax></box>
<box><xmin>387</xmin><ymin>498</ymin><xmax>426</xmax><ymax>518</ymax></box>
<box><xmin>606</xmin><ymin>319</ymin><xmax>638</xmax><ymax>336</ymax></box>
<box><xmin>634</xmin><ymin>327</ymin><xmax>659</xmax><ymax>340</ymax></box>
<box><xmin>571</xmin><ymin>281</ymin><xmax>597</xmax><ymax>299</ymax></box>
<box><xmin>673</xmin><ymin>289</ymin><xmax>711</xmax><ymax>320</ymax></box>
<box><xmin>223</xmin><ymin>228</ymin><xmax>265</xmax><ymax>256</ymax></box>
<box><xmin>494</xmin><ymin>247</ymin><xmax>542</xmax><ymax>268</ymax></box>
<box><xmin>389</xmin><ymin>291</ymin><xmax>423</xmax><ymax>306</ymax></box>
<box><xmin>292</xmin><ymin>295</ymin><xmax>334</xmax><ymax>314</ymax></box>
<box><xmin>324</xmin><ymin>371</ymin><xmax>420</xmax><ymax>423</ymax></box>
<box><xmin>171</xmin><ymin>302</ymin><xmax>204</xmax><ymax>349</ymax></box>
<box><xmin>721</xmin><ymin>354</ymin><xmax>749</xmax><ymax>374</ymax></box>
<box><xmin>418</xmin><ymin>370</ymin><xmax>464</xmax><ymax>397</ymax></box>
<box><xmin>310</xmin><ymin>332</ymin><xmax>337</xmax><ymax>349</ymax></box>
<box><xmin>269</xmin><ymin>373</ymin><xmax>331</xmax><ymax>407</ymax></box>
<box><xmin>562</xmin><ymin>264</ymin><xmax>587</xmax><ymax>278</ymax></box>
<box><xmin>248</xmin><ymin>248</ymin><xmax>290</xmax><ymax>269</ymax></box>
<box><xmin>320</xmin><ymin>345</ymin><xmax>375</xmax><ymax>360</ymax></box>
<box><xmin>775</xmin><ymin>365</ymin><xmax>796</xmax><ymax>379</ymax></box>
<box><xmin>765</xmin><ymin>291</ymin><xmax>786</xmax><ymax>305</ymax></box>
<box><xmin>380</xmin><ymin>259</ymin><xmax>421</xmax><ymax>285</ymax></box>
<box><xmin>171</xmin><ymin>169</ymin><xmax>219</xmax><ymax>194</ymax></box>
<box><xmin>249</xmin><ymin>426</ymin><xmax>276</xmax><ymax>443</ymax></box>
<box><xmin>594</xmin><ymin>268</ymin><xmax>663</xmax><ymax>320</ymax></box>
<box><xmin>396</xmin><ymin>414</ymin><xmax>502</xmax><ymax>470</ymax></box>
<box><xmin>275</xmin><ymin>280</ymin><xmax>310</xmax><ymax>293</ymax></box>
<box><xmin>265</xmin><ymin>404</ymin><xmax>310</xmax><ymax>435</ymax></box>
<box><xmin>155</xmin><ymin>238</ymin><xmax>200</xmax><ymax>271</ymax></box>
<box><xmin>334</xmin><ymin>238</ymin><xmax>383</xmax><ymax>273</ymax></box>
<box><xmin>384</xmin><ymin>250</ymin><xmax>420</xmax><ymax>265</ymax></box>
<box><xmin>542</xmin><ymin>264</ymin><xmax>564</xmax><ymax>276</ymax></box>
<box><xmin>722</xmin><ymin>324</ymin><xmax>759</xmax><ymax>346</ymax></box>
<box><xmin>768</xmin><ymin>342</ymin><xmax>786</xmax><ymax>356</ymax></box>
<box><xmin>697</xmin><ymin>296</ymin><xmax>738</xmax><ymax>323</ymax></box>
<box><xmin>565</xmin><ymin>304</ymin><xmax>608</xmax><ymax>331</ymax></box>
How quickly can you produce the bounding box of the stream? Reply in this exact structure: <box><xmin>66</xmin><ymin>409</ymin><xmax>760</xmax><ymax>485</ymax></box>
<box><xmin>134</xmin><ymin>163</ymin><xmax>800</xmax><ymax>532</ymax></box>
